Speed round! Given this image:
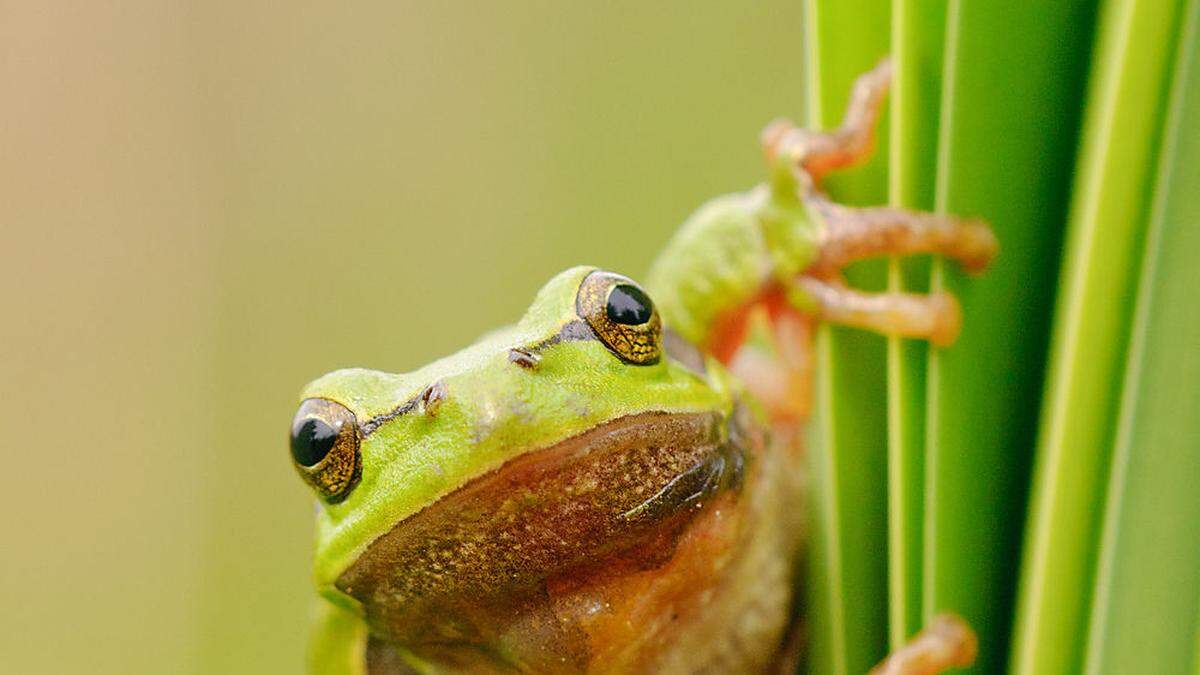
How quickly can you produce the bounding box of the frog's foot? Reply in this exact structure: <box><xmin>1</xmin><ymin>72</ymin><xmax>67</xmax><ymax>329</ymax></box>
<box><xmin>796</xmin><ymin>277</ymin><xmax>962</xmax><ymax>347</ymax></box>
<box><xmin>762</xmin><ymin>57</ymin><xmax>892</xmax><ymax>185</ymax></box>
<box><xmin>868</xmin><ymin>614</ymin><xmax>977</xmax><ymax>675</ymax></box>
<box><xmin>811</xmin><ymin>200</ymin><xmax>998</xmax><ymax>276</ymax></box>
<box><xmin>764</xmin><ymin>54</ymin><xmax>994</xmax><ymax>349</ymax></box>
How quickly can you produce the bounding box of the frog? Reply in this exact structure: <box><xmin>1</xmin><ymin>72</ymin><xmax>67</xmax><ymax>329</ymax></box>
<box><xmin>289</xmin><ymin>58</ymin><xmax>995</xmax><ymax>674</ymax></box>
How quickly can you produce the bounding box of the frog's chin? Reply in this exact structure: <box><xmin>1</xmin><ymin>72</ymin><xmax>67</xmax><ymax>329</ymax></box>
<box><xmin>332</xmin><ymin>409</ymin><xmax>747</xmax><ymax>670</ymax></box>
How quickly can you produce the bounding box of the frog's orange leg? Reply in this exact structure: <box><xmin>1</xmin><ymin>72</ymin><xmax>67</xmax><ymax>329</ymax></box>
<box><xmin>811</xmin><ymin>201</ymin><xmax>998</xmax><ymax>276</ymax></box>
<box><xmin>762</xmin><ymin>57</ymin><xmax>892</xmax><ymax>184</ymax></box>
<box><xmin>746</xmin><ymin>56</ymin><xmax>995</xmax><ymax>423</ymax></box>
<box><xmin>726</xmin><ymin>306</ymin><xmax>814</xmax><ymax>422</ymax></box>
<box><xmin>869</xmin><ymin>614</ymin><xmax>977</xmax><ymax>675</ymax></box>
<box><xmin>796</xmin><ymin>277</ymin><xmax>962</xmax><ymax>347</ymax></box>
<box><xmin>764</xmin><ymin>55</ymin><xmax>994</xmax><ymax>346</ymax></box>
<box><xmin>728</xmin><ymin>274</ymin><xmax>966</xmax><ymax>419</ymax></box>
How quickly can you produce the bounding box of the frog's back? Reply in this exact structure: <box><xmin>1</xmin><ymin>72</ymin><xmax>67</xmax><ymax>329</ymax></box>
<box><xmin>645</xmin><ymin>188</ymin><xmax>772</xmax><ymax>347</ymax></box>
<box><xmin>645</xmin><ymin>184</ymin><xmax>819</xmax><ymax>354</ymax></box>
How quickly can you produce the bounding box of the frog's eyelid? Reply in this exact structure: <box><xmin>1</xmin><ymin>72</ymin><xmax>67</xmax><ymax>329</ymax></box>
<box><xmin>524</xmin><ymin>320</ymin><xmax>706</xmax><ymax>378</ymax></box>
<box><xmin>557</xmin><ymin>319</ymin><xmax>596</xmax><ymax>342</ymax></box>
<box><xmin>509</xmin><ymin>319</ymin><xmax>599</xmax><ymax>362</ymax></box>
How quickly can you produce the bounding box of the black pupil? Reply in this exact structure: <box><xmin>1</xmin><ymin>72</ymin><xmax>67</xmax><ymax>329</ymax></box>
<box><xmin>606</xmin><ymin>284</ymin><xmax>653</xmax><ymax>325</ymax></box>
<box><xmin>291</xmin><ymin>418</ymin><xmax>337</xmax><ymax>467</ymax></box>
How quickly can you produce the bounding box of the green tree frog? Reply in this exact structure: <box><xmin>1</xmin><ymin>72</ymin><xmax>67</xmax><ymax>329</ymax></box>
<box><xmin>289</xmin><ymin>59</ymin><xmax>994</xmax><ymax>674</ymax></box>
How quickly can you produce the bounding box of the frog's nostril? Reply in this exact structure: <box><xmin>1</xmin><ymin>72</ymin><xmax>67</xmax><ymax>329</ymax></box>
<box><xmin>290</xmin><ymin>398</ymin><xmax>362</xmax><ymax>502</ymax></box>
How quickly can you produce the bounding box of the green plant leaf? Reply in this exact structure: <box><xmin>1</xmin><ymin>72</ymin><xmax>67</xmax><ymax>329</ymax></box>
<box><xmin>804</xmin><ymin>1</ymin><xmax>892</xmax><ymax>672</ymax></box>
<box><xmin>886</xmin><ymin>0</ymin><xmax>947</xmax><ymax>649</ymax></box>
<box><xmin>1082</xmin><ymin>1</ymin><xmax>1200</xmax><ymax>670</ymax></box>
<box><xmin>925</xmin><ymin>1</ymin><xmax>1097</xmax><ymax>672</ymax></box>
<box><xmin>1009</xmin><ymin>0</ymin><xmax>1188</xmax><ymax>671</ymax></box>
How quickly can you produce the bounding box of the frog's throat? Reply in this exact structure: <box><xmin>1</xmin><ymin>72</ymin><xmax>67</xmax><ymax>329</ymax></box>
<box><xmin>334</xmin><ymin>409</ymin><xmax>751</xmax><ymax>670</ymax></box>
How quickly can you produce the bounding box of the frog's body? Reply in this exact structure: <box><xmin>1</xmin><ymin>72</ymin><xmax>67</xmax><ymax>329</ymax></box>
<box><xmin>351</xmin><ymin>410</ymin><xmax>800</xmax><ymax>674</ymax></box>
<box><xmin>298</xmin><ymin>266</ymin><xmax>805</xmax><ymax>673</ymax></box>
<box><xmin>291</xmin><ymin>60</ymin><xmax>991</xmax><ymax>674</ymax></box>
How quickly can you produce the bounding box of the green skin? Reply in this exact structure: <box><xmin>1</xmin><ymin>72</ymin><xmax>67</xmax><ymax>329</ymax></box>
<box><xmin>645</xmin><ymin>163</ymin><xmax>820</xmax><ymax>349</ymax></box>
<box><xmin>300</xmin><ymin>154</ymin><xmax>826</xmax><ymax>673</ymax></box>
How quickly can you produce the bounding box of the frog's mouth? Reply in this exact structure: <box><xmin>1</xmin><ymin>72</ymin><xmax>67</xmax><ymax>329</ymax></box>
<box><xmin>335</xmin><ymin>409</ymin><xmax>750</xmax><ymax>672</ymax></box>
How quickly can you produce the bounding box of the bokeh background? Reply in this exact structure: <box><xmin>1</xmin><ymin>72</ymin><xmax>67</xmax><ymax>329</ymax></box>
<box><xmin>12</xmin><ymin>3</ymin><xmax>1198</xmax><ymax>674</ymax></box>
<box><xmin>1</xmin><ymin>3</ymin><xmax>808</xmax><ymax>673</ymax></box>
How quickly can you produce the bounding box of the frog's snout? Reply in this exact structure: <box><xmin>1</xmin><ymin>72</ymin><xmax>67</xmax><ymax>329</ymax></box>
<box><xmin>289</xmin><ymin>398</ymin><xmax>363</xmax><ymax>503</ymax></box>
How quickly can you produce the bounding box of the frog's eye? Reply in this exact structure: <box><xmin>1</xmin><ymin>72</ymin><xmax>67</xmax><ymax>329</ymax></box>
<box><xmin>290</xmin><ymin>398</ymin><xmax>361</xmax><ymax>503</ymax></box>
<box><xmin>576</xmin><ymin>270</ymin><xmax>662</xmax><ymax>365</ymax></box>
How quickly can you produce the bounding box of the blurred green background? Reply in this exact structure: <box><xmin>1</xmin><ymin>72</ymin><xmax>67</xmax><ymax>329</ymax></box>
<box><xmin>0</xmin><ymin>2</ymin><xmax>808</xmax><ymax>673</ymax></box>
<box><xmin>7</xmin><ymin>2</ymin><xmax>1199</xmax><ymax>674</ymax></box>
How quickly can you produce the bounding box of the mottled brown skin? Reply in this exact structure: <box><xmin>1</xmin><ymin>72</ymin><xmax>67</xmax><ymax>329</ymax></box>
<box><xmin>338</xmin><ymin>405</ymin><xmax>804</xmax><ymax>674</ymax></box>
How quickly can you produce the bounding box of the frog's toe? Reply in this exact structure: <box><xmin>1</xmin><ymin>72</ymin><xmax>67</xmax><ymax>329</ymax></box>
<box><xmin>810</xmin><ymin>199</ymin><xmax>998</xmax><ymax>276</ymax></box>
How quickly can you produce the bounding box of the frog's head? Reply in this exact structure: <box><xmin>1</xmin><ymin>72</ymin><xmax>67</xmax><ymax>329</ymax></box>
<box><xmin>289</xmin><ymin>266</ymin><xmax>751</xmax><ymax>667</ymax></box>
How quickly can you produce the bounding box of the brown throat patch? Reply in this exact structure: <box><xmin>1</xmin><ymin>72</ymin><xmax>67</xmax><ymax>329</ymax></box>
<box><xmin>338</xmin><ymin>410</ymin><xmax>748</xmax><ymax>672</ymax></box>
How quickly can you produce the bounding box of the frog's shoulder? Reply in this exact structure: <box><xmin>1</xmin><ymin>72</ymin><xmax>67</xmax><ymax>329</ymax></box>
<box><xmin>644</xmin><ymin>188</ymin><xmax>770</xmax><ymax>346</ymax></box>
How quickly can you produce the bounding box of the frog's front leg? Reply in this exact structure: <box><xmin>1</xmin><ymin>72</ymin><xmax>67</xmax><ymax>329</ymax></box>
<box><xmin>742</xmin><ymin>58</ymin><xmax>996</xmax><ymax>419</ymax></box>
<box><xmin>309</xmin><ymin>599</ymin><xmax>371</xmax><ymax>675</ymax></box>
<box><xmin>734</xmin><ymin>271</ymin><xmax>965</xmax><ymax>422</ymax></box>
<box><xmin>809</xmin><ymin>200</ymin><xmax>998</xmax><ymax>276</ymax></box>
<box><xmin>767</xmin><ymin>57</ymin><xmax>996</xmax><ymax>349</ymax></box>
<box><xmin>868</xmin><ymin>614</ymin><xmax>977</xmax><ymax>675</ymax></box>
<box><xmin>795</xmin><ymin>276</ymin><xmax>962</xmax><ymax>347</ymax></box>
<box><xmin>782</xmin><ymin>191</ymin><xmax>996</xmax><ymax>350</ymax></box>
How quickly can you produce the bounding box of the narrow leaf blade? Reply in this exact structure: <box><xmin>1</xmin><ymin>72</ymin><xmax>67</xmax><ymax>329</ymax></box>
<box><xmin>1010</xmin><ymin>0</ymin><xmax>1187</xmax><ymax>671</ymax></box>
<box><xmin>926</xmin><ymin>1</ymin><xmax>1097</xmax><ymax>672</ymax></box>
<box><xmin>887</xmin><ymin>0</ymin><xmax>947</xmax><ymax>648</ymax></box>
<box><xmin>1083</xmin><ymin>1</ymin><xmax>1200</xmax><ymax>670</ymax></box>
<box><xmin>804</xmin><ymin>1</ymin><xmax>892</xmax><ymax>672</ymax></box>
